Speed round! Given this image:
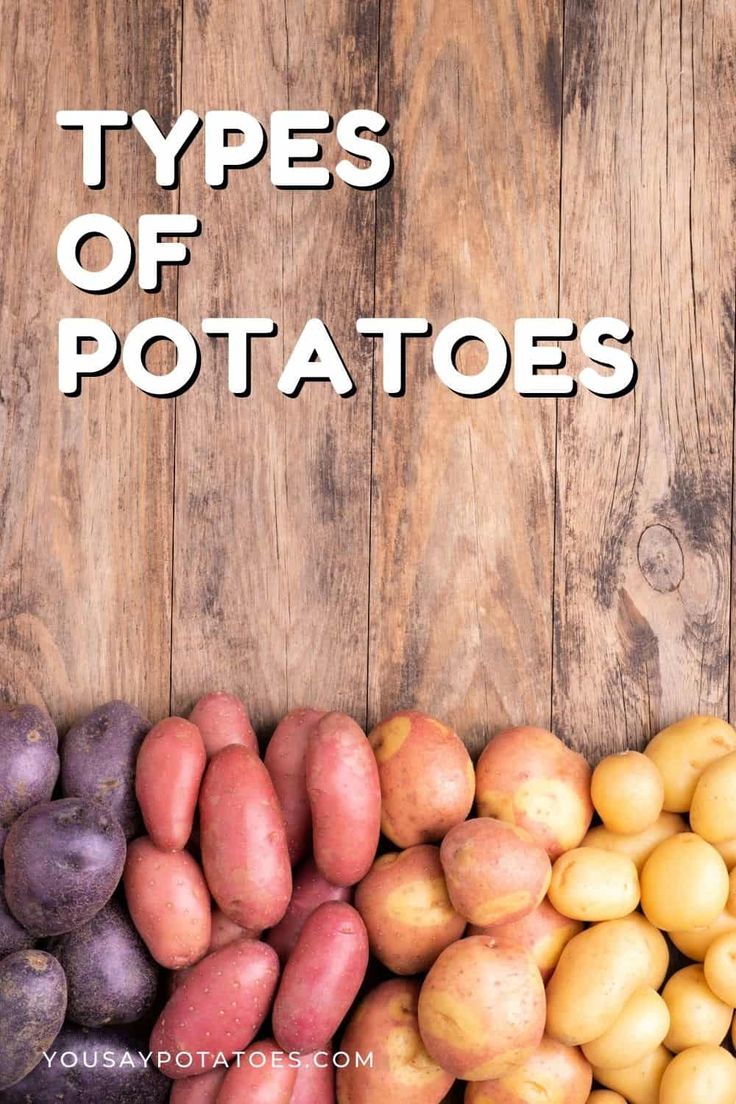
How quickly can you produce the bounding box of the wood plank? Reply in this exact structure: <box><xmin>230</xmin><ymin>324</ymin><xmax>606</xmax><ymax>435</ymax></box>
<box><xmin>0</xmin><ymin>0</ymin><xmax>179</xmax><ymax>727</ymax></box>
<box><xmin>554</xmin><ymin>0</ymin><xmax>736</xmax><ymax>759</ymax></box>
<box><xmin>172</xmin><ymin>0</ymin><xmax>378</xmax><ymax>729</ymax></box>
<box><xmin>368</xmin><ymin>0</ymin><xmax>562</xmax><ymax>752</ymax></box>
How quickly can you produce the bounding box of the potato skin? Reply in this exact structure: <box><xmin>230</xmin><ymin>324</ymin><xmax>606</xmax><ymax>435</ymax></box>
<box><xmin>218</xmin><ymin>1040</ymin><xmax>297</xmax><ymax>1104</ymax></box>
<box><xmin>591</xmin><ymin>751</ymin><xmax>664</xmax><ymax>835</ymax></box>
<box><xmin>292</xmin><ymin>1047</ymin><xmax>336</xmax><ymax>1103</ymax></box>
<box><xmin>0</xmin><ymin>872</ymin><xmax>34</xmax><ymax>956</ymax></box>
<box><xmin>441</xmin><ymin>818</ymin><xmax>551</xmax><ymax>926</ymax></box>
<box><xmin>268</xmin><ymin>858</ymin><xmax>351</xmax><ymax>964</ymax></box>
<box><xmin>61</xmin><ymin>700</ymin><xmax>151</xmax><ymax>839</ymax></box>
<box><xmin>640</xmin><ymin>832</ymin><xmax>728</xmax><ymax>931</ymax></box>
<box><xmin>669</xmin><ymin>909</ymin><xmax>736</xmax><ymax>960</ymax></box>
<box><xmin>591</xmin><ymin>1046</ymin><xmax>671</xmax><ymax>1104</ymax></box>
<box><xmin>369</xmin><ymin>711</ymin><xmax>474</xmax><ymax>848</ymax></box>
<box><xmin>151</xmin><ymin>938</ymin><xmax>280</xmax><ymax>1078</ymax></box>
<box><xmin>48</xmin><ymin>900</ymin><xmax>158</xmax><ymax>1027</ymax></box>
<box><xmin>135</xmin><ymin>717</ymin><xmax>206</xmax><ymax>851</ymax></box>
<box><xmin>0</xmin><ymin>703</ymin><xmax>59</xmax><ymax>851</ymax></box>
<box><xmin>464</xmin><ymin>1035</ymin><xmax>592</xmax><ymax>1104</ymax></box>
<box><xmin>475</xmin><ymin>726</ymin><xmax>593</xmax><ymax>859</ymax></box>
<box><xmin>189</xmin><ymin>691</ymin><xmax>257</xmax><ymax>758</ymax></box>
<box><xmin>644</xmin><ymin>715</ymin><xmax>736</xmax><ymax>812</ymax></box>
<box><xmin>582</xmin><ymin>812</ymin><xmax>687</xmax><ymax>872</ymax></box>
<box><xmin>662</xmin><ymin>965</ymin><xmax>731</xmax><ymax>1052</ymax></box>
<box><xmin>355</xmin><ymin>845</ymin><xmax>465</xmax><ymax>975</ymax></box>
<box><xmin>124</xmin><ymin>837</ymin><xmax>211</xmax><ymax>969</ymax></box>
<box><xmin>1</xmin><ymin>1023</ymin><xmax>170</xmax><ymax>1103</ymax></box>
<box><xmin>170</xmin><ymin>1068</ymin><xmax>226</xmax><ymax>1104</ymax></box>
<box><xmin>4</xmin><ymin>797</ymin><xmax>126</xmax><ymax>936</ymax></box>
<box><xmin>337</xmin><ymin>978</ymin><xmax>454</xmax><ymax>1104</ymax></box>
<box><xmin>690</xmin><ymin>751</ymin><xmax>736</xmax><ymax>842</ymax></box>
<box><xmin>548</xmin><ymin>847</ymin><xmax>640</xmax><ymax>921</ymax></box>
<box><xmin>0</xmin><ymin>950</ymin><xmax>66</xmax><ymax>1089</ymax></box>
<box><xmin>265</xmin><ymin>708</ymin><xmax>325</xmax><ymax>864</ymax></box>
<box><xmin>273</xmin><ymin>901</ymin><xmax>369</xmax><ymax>1054</ymax></box>
<box><xmin>418</xmin><ymin>936</ymin><xmax>545</xmax><ymax>1081</ymax></box>
<box><xmin>209</xmin><ymin>908</ymin><xmax>260</xmax><ymax>952</ymax></box>
<box><xmin>659</xmin><ymin>1045</ymin><xmax>736</xmax><ymax>1104</ymax></box>
<box><xmin>200</xmin><ymin>745</ymin><xmax>292</xmax><ymax>929</ymax></box>
<box><xmin>581</xmin><ymin>987</ymin><xmax>670</xmax><ymax>1069</ymax></box>
<box><xmin>468</xmin><ymin>898</ymin><xmax>582</xmax><ymax>982</ymax></box>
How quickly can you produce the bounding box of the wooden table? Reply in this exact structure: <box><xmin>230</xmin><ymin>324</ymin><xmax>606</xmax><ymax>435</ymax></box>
<box><xmin>0</xmin><ymin>1</ymin><xmax>733</xmax><ymax>760</ymax></box>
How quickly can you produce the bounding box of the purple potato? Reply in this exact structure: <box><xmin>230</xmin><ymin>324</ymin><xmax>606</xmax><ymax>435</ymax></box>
<box><xmin>0</xmin><ymin>704</ymin><xmax>59</xmax><ymax>847</ymax></box>
<box><xmin>61</xmin><ymin>701</ymin><xmax>151</xmax><ymax>839</ymax></box>
<box><xmin>1</xmin><ymin>1023</ymin><xmax>169</xmax><ymax>1103</ymax></box>
<box><xmin>0</xmin><ymin>949</ymin><xmax>67</xmax><ymax>1089</ymax></box>
<box><xmin>48</xmin><ymin>901</ymin><xmax>158</xmax><ymax>1027</ymax></box>
<box><xmin>0</xmin><ymin>872</ymin><xmax>35</xmax><ymax>957</ymax></box>
<box><xmin>4</xmin><ymin>798</ymin><xmax>126</xmax><ymax>937</ymax></box>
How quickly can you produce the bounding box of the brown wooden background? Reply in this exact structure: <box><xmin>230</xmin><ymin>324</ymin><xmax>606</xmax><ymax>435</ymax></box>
<box><xmin>0</xmin><ymin>0</ymin><xmax>734</xmax><ymax>761</ymax></box>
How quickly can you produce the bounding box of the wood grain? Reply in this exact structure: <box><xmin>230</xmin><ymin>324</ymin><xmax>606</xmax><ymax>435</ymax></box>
<box><xmin>0</xmin><ymin>0</ymin><xmax>178</xmax><ymax>728</ymax></box>
<box><xmin>554</xmin><ymin>0</ymin><xmax>736</xmax><ymax>759</ymax></box>
<box><xmin>367</xmin><ymin>0</ymin><xmax>562</xmax><ymax>752</ymax></box>
<box><xmin>171</xmin><ymin>0</ymin><xmax>378</xmax><ymax>729</ymax></box>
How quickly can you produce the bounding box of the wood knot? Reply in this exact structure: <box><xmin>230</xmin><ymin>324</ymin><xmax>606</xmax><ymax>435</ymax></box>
<box><xmin>637</xmin><ymin>524</ymin><xmax>684</xmax><ymax>592</ymax></box>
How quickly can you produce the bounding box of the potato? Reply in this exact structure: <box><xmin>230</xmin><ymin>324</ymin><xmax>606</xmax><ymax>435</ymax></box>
<box><xmin>152</xmin><ymin>938</ymin><xmax>279</xmax><ymax>1078</ymax></box>
<box><xmin>644</xmin><ymin>715</ymin><xmax>736</xmax><ymax>812</ymax></box>
<box><xmin>704</xmin><ymin>931</ymin><xmax>736</xmax><ymax>1005</ymax></box>
<box><xmin>714</xmin><ymin>837</ymin><xmax>736</xmax><ymax>868</ymax></box>
<box><xmin>61</xmin><ymin>700</ymin><xmax>151</xmax><ymax>839</ymax></box>
<box><xmin>209</xmin><ymin>908</ymin><xmax>259</xmax><ymax>952</ymax></box>
<box><xmin>659</xmin><ymin>1044</ymin><xmax>736</xmax><ymax>1104</ymax></box>
<box><xmin>124</xmin><ymin>837</ymin><xmax>211</xmax><ymax>968</ymax></box>
<box><xmin>218</xmin><ymin>1040</ymin><xmax>297</xmax><ymax>1104</ymax></box>
<box><xmin>591</xmin><ymin>751</ymin><xmax>664</xmax><ymax>834</ymax></box>
<box><xmin>619</xmin><ymin>912</ymin><xmax>670</xmax><ymax>989</ymax></box>
<box><xmin>265</xmin><ymin>707</ymin><xmax>324</xmax><ymax>864</ymax></box>
<box><xmin>662</xmin><ymin>965</ymin><xmax>731</xmax><ymax>1052</ymax></box>
<box><xmin>582</xmin><ymin>812</ymin><xmax>687</xmax><ymax>871</ymax></box>
<box><xmin>336</xmin><ymin>978</ymin><xmax>454</xmax><ymax>1104</ymax></box>
<box><xmin>1</xmin><ymin>1023</ymin><xmax>169</xmax><ymax>1103</ymax></box>
<box><xmin>0</xmin><ymin>950</ymin><xmax>66</xmax><ymax>1089</ymax></box>
<box><xmin>268</xmin><ymin>857</ymin><xmax>351</xmax><ymax>964</ymax></box>
<box><xmin>417</xmin><ymin>936</ymin><xmax>545</xmax><ymax>1081</ymax></box>
<box><xmin>273</xmin><ymin>901</ymin><xmax>368</xmax><ymax>1054</ymax></box>
<box><xmin>581</xmin><ymin>987</ymin><xmax>670</xmax><ymax>1069</ymax></box>
<box><xmin>368</xmin><ymin>710</ymin><xmax>474</xmax><ymax>847</ymax></box>
<box><xmin>292</xmin><ymin>1047</ymin><xmax>336</xmax><ymax>1104</ymax></box>
<box><xmin>586</xmin><ymin>1093</ymin><xmax>627</xmax><ymax>1103</ymax></box>
<box><xmin>475</xmin><ymin>726</ymin><xmax>592</xmax><ymax>859</ymax></box>
<box><xmin>307</xmin><ymin>712</ymin><xmax>381</xmax><ymax>886</ymax></box>
<box><xmin>690</xmin><ymin>750</ymin><xmax>736</xmax><ymax>843</ymax></box>
<box><xmin>0</xmin><ymin>703</ymin><xmax>59</xmax><ymax>851</ymax></box>
<box><xmin>189</xmin><ymin>691</ymin><xmax>257</xmax><ymax>758</ymax></box>
<box><xmin>0</xmin><ymin>872</ymin><xmax>34</xmax><ymax>956</ymax></box>
<box><xmin>545</xmin><ymin>918</ymin><xmax>653</xmax><ymax>1045</ymax></box>
<box><xmin>135</xmin><ymin>717</ymin><xmax>206</xmax><ymax>851</ymax></box>
<box><xmin>170</xmin><ymin>1068</ymin><xmax>227</xmax><ymax>1104</ymax></box>
<box><xmin>355</xmin><ymin>844</ymin><xmax>465</xmax><ymax>974</ymax></box>
<box><xmin>468</xmin><ymin>898</ymin><xmax>582</xmax><ymax>982</ymax></box>
<box><xmin>4</xmin><ymin>797</ymin><xmax>126</xmax><ymax>936</ymax></box>
<box><xmin>728</xmin><ymin>867</ymin><xmax>736</xmax><ymax>913</ymax></box>
<box><xmin>640</xmin><ymin>832</ymin><xmax>728</xmax><ymax>930</ymax></box>
<box><xmin>47</xmin><ymin>900</ymin><xmax>158</xmax><ymax>1026</ymax></box>
<box><xmin>463</xmin><ymin>1035</ymin><xmax>592</xmax><ymax>1104</ymax></box>
<box><xmin>548</xmin><ymin>847</ymin><xmax>639</xmax><ymax>921</ymax></box>
<box><xmin>199</xmin><ymin>744</ymin><xmax>291</xmax><ymax>929</ymax></box>
<box><xmin>440</xmin><ymin>818</ymin><xmax>550</xmax><ymax>926</ymax></box>
<box><xmin>670</xmin><ymin>908</ymin><xmax>736</xmax><ymax>960</ymax></box>
<box><xmin>591</xmin><ymin>1046</ymin><xmax>671</xmax><ymax>1104</ymax></box>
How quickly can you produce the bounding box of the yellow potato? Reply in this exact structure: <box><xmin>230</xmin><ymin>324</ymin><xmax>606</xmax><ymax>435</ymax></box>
<box><xmin>617</xmin><ymin>912</ymin><xmax>670</xmax><ymax>989</ymax></box>
<box><xmin>690</xmin><ymin>750</ymin><xmax>736</xmax><ymax>843</ymax></box>
<box><xmin>582</xmin><ymin>812</ymin><xmax>687</xmax><ymax>872</ymax></box>
<box><xmin>548</xmin><ymin>847</ymin><xmax>639</xmax><ymax>921</ymax></box>
<box><xmin>659</xmin><ymin>1044</ymin><xmax>736</xmax><ymax>1104</ymax></box>
<box><xmin>704</xmin><ymin>931</ymin><xmax>736</xmax><ymax>1006</ymax></box>
<box><xmin>592</xmin><ymin>1046</ymin><xmax>671</xmax><ymax>1104</ymax></box>
<box><xmin>670</xmin><ymin>909</ymin><xmax>736</xmax><ymax>961</ymax></box>
<box><xmin>545</xmin><ymin>918</ymin><xmax>653</xmax><ymax>1046</ymax></box>
<box><xmin>463</xmin><ymin>1035</ymin><xmax>592</xmax><ymax>1104</ymax></box>
<box><xmin>662</xmin><ymin>965</ymin><xmax>731</xmax><ymax>1052</ymax></box>
<box><xmin>582</xmin><ymin>986</ymin><xmax>669</xmax><ymax>1069</ymax></box>
<box><xmin>714</xmin><ymin>837</ymin><xmax>736</xmax><ymax>868</ymax></box>
<box><xmin>586</xmin><ymin>1094</ymin><xmax>627</xmax><ymax>1104</ymax></box>
<box><xmin>591</xmin><ymin>751</ymin><xmax>664</xmax><ymax>835</ymax></box>
<box><xmin>643</xmin><ymin>715</ymin><xmax>736</xmax><ymax>812</ymax></box>
<box><xmin>640</xmin><ymin>833</ymin><xmax>728</xmax><ymax>931</ymax></box>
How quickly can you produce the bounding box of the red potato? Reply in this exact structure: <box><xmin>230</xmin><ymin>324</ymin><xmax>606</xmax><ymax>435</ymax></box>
<box><xmin>199</xmin><ymin>745</ymin><xmax>292</xmax><ymax>930</ymax></box>
<box><xmin>273</xmin><ymin>901</ymin><xmax>369</xmax><ymax>1054</ymax></box>
<box><xmin>218</xmin><ymin>1040</ymin><xmax>297</xmax><ymax>1104</ymax></box>
<box><xmin>151</xmin><ymin>938</ymin><xmax>280</xmax><ymax>1079</ymax></box>
<box><xmin>464</xmin><ymin>1035</ymin><xmax>592</xmax><ymax>1104</ymax></box>
<box><xmin>210</xmin><ymin>908</ymin><xmax>260</xmax><ymax>952</ymax></box>
<box><xmin>475</xmin><ymin>726</ymin><xmax>593</xmax><ymax>859</ymax></box>
<box><xmin>124</xmin><ymin>837</ymin><xmax>211</xmax><ymax>969</ymax></box>
<box><xmin>468</xmin><ymin>897</ymin><xmax>583</xmax><ymax>982</ymax></box>
<box><xmin>265</xmin><ymin>708</ymin><xmax>325</xmax><ymax>864</ymax></box>
<box><xmin>169</xmin><ymin>1068</ymin><xmax>226</xmax><ymax>1104</ymax></box>
<box><xmin>440</xmin><ymin>818</ymin><xmax>551</xmax><ymax>927</ymax></box>
<box><xmin>291</xmin><ymin>1047</ymin><xmax>336</xmax><ymax>1104</ymax></box>
<box><xmin>268</xmin><ymin>858</ymin><xmax>351</xmax><ymax>964</ymax></box>
<box><xmin>189</xmin><ymin>691</ymin><xmax>258</xmax><ymax>758</ymax></box>
<box><xmin>135</xmin><ymin>717</ymin><xmax>206</xmax><ymax>851</ymax></box>
<box><xmin>307</xmin><ymin>712</ymin><xmax>381</xmax><ymax>886</ymax></box>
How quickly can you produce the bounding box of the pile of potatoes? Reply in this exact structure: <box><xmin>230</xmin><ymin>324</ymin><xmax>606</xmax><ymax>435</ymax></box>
<box><xmin>6</xmin><ymin>702</ymin><xmax>736</xmax><ymax>1103</ymax></box>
